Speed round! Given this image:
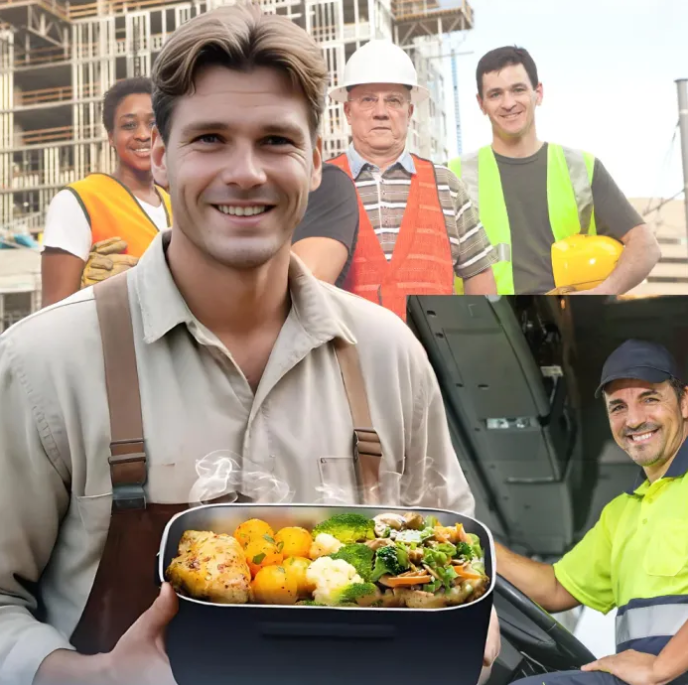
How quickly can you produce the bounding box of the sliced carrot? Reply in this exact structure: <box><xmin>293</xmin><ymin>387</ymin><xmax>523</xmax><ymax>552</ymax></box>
<box><xmin>386</xmin><ymin>574</ymin><xmax>432</xmax><ymax>587</ymax></box>
<box><xmin>453</xmin><ymin>565</ymin><xmax>483</xmax><ymax>580</ymax></box>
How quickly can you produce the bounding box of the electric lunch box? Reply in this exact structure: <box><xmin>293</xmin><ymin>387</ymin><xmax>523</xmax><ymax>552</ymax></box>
<box><xmin>159</xmin><ymin>503</ymin><xmax>496</xmax><ymax>685</ymax></box>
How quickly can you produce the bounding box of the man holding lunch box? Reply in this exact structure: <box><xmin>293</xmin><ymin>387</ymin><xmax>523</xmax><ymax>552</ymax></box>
<box><xmin>0</xmin><ymin>6</ymin><xmax>499</xmax><ymax>685</ymax></box>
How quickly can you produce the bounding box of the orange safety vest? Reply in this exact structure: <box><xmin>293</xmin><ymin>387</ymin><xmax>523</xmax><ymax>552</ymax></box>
<box><xmin>67</xmin><ymin>173</ymin><xmax>173</xmax><ymax>258</ymax></box>
<box><xmin>328</xmin><ymin>153</ymin><xmax>454</xmax><ymax>321</ymax></box>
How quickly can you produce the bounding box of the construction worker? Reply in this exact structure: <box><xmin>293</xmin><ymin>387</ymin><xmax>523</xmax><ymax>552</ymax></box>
<box><xmin>499</xmin><ymin>340</ymin><xmax>688</xmax><ymax>685</ymax></box>
<box><xmin>0</xmin><ymin>7</ymin><xmax>499</xmax><ymax>685</ymax></box>
<box><xmin>327</xmin><ymin>39</ymin><xmax>497</xmax><ymax>320</ymax></box>
<box><xmin>449</xmin><ymin>47</ymin><xmax>661</xmax><ymax>295</ymax></box>
<box><xmin>290</xmin><ymin>162</ymin><xmax>359</xmax><ymax>286</ymax></box>
<box><xmin>40</xmin><ymin>77</ymin><xmax>173</xmax><ymax>307</ymax></box>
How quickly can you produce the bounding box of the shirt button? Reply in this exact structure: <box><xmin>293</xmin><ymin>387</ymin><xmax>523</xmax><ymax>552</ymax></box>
<box><xmin>643</xmin><ymin>518</ymin><xmax>648</xmax><ymax>524</ymax></box>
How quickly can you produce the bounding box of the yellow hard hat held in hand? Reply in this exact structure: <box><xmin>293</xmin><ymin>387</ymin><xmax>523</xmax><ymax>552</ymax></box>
<box><xmin>550</xmin><ymin>234</ymin><xmax>623</xmax><ymax>293</ymax></box>
<box><xmin>80</xmin><ymin>237</ymin><xmax>140</xmax><ymax>289</ymax></box>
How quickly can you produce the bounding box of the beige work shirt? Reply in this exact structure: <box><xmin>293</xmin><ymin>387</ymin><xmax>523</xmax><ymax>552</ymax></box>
<box><xmin>0</xmin><ymin>232</ymin><xmax>475</xmax><ymax>685</ymax></box>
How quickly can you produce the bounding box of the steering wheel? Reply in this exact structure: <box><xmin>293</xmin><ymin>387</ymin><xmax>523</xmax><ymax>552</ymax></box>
<box><xmin>494</xmin><ymin>574</ymin><xmax>597</xmax><ymax>671</ymax></box>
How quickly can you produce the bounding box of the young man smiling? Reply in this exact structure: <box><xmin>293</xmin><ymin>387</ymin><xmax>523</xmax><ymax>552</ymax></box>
<box><xmin>449</xmin><ymin>47</ymin><xmax>660</xmax><ymax>295</ymax></box>
<box><xmin>0</xmin><ymin>6</ymin><xmax>499</xmax><ymax>684</ymax></box>
<box><xmin>497</xmin><ymin>340</ymin><xmax>688</xmax><ymax>685</ymax></box>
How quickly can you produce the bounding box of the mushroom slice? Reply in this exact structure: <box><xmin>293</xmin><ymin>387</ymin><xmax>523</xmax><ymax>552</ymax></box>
<box><xmin>402</xmin><ymin>512</ymin><xmax>424</xmax><ymax>530</ymax></box>
<box><xmin>373</xmin><ymin>513</ymin><xmax>405</xmax><ymax>538</ymax></box>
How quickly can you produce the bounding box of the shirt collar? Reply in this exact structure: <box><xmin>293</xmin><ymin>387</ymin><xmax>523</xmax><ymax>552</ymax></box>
<box><xmin>133</xmin><ymin>231</ymin><xmax>357</xmax><ymax>348</ymax></box>
<box><xmin>625</xmin><ymin>434</ymin><xmax>688</xmax><ymax>495</ymax></box>
<box><xmin>346</xmin><ymin>143</ymin><xmax>416</xmax><ymax>179</ymax></box>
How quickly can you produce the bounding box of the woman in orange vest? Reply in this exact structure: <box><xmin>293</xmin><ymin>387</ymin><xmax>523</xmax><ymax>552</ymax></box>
<box><xmin>41</xmin><ymin>77</ymin><xmax>173</xmax><ymax>307</ymax></box>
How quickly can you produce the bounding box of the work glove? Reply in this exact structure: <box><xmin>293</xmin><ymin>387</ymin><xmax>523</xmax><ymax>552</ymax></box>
<box><xmin>81</xmin><ymin>237</ymin><xmax>139</xmax><ymax>288</ymax></box>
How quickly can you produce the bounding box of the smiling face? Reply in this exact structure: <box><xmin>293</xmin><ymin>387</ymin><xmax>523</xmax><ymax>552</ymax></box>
<box><xmin>108</xmin><ymin>93</ymin><xmax>155</xmax><ymax>173</ymax></box>
<box><xmin>478</xmin><ymin>63</ymin><xmax>542</xmax><ymax>142</ymax></box>
<box><xmin>344</xmin><ymin>83</ymin><xmax>412</xmax><ymax>158</ymax></box>
<box><xmin>151</xmin><ymin>64</ymin><xmax>322</xmax><ymax>270</ymax></box>
<box><xmin>604</xmin><ymin>379</ymin><xmax>688</xmax><ymax>473</ymax></box>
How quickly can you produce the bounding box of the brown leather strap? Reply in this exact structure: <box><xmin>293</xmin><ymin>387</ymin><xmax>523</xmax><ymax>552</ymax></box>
<box><xmin>94</xmin><ymin>273</ymin><xmax>147</xmax><ymax>511</ymax></box>
<box><xmin>333</xmin><ymin>339</ymin><xmax>382</xmax><ymax>505</ymax></box>
<box><xmin>93</xmin><ymin>274</ymin><xmax>380</xmax><ymax>508</ymax></box>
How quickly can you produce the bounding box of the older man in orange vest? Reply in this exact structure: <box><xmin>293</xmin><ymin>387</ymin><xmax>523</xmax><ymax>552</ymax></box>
<box><xmin>327</xmin><ymin>40</ymin><xmax>497</xmax><ymax>320</ymax></box>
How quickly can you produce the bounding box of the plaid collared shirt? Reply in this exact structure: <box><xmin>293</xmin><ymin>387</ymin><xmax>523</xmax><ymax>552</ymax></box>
<box><xmin>345</xmin><ymin>145</ymin><xmax>496</xmax><ymax>279</ymax></box>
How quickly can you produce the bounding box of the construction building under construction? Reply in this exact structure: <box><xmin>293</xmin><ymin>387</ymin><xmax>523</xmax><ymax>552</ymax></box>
<box><xmin>0</xmin><ymin>0</ymin><xmax>474</xmax><ymax>241</ymax></box>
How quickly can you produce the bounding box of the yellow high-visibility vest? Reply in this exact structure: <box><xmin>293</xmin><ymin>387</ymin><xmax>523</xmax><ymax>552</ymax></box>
<box><xmin>448</xmin><ymin>144</ymin><xmax>597</xmax><ymax>295</ymax></box>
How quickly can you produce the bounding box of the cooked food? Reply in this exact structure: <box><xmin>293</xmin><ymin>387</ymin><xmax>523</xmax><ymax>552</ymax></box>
<box><xmin>244</xmin><ymin>537</ymin><xmax>283</xmax><ymax>577</ymax></box>
<box><xmin>305</xmin><ymin>556</ymin><xmax>370</xmax><ymax>606</ymax></box>
<box><xmin>165</xmin><ymin>530</ymin><xmax>251</xmax><ymax>604</ymax></box>
<box><xmin>251</xmin><ymin>565</ymin><xmax>298</xmax><ymax>605</ymax></box>
<box><xmin>282</xmin><ymin>556</ymin><xmax>316</xmax><ymax>598</ymax></box>
<box><xmin>373</xmin><ymin>513</ymin><xmax>405</xmax><ymax>537</ymax></box>
<box><xmin>166</xmin><ymin>511</ymin><xmax>490</xmax><ymax>609</ymax></box>
<box><xmin>329</xmin><ymin>543</ymin><xmax>374</xmax><ymax>581</ymax></box>
<box><xmin>233</xmin><ymin>518</ymin><xmax>275</xmax><ymax>549</ymax></box>
<box><xmin>371</xmin><ymin>544</ymin><xmax>409</xmax><ymax>581</ymax></box>
<box><xmin>309</xmin><ymin>533</ymin><xmax>344</xmax><ymax>559</ymax></box>
<box><xmin>311</xmin><ymin>513</ymin><xmax>375</xmax><ymax>544</ymax></box>
<box><xmin>274</xmin><ymin>527</ymin><xmax>312</xmax><ymax>558</ymax></box>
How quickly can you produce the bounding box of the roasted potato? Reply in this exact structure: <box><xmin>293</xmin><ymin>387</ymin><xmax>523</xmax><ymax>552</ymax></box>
<box><xmin>251</xmin><ymin>565</ymin><xmax>298</xmax><ymax>605</ymax></box>
<box><xmin>233</xmin><ymin>519</ymin><xmax>275</xmax><ymax>549</ymax></box>
<box><xmin>283</xmin><ymin>556</ymin><xmax>315</xmax><ymax>598</ymax></box>
<box><xmin>275</xmin><ymin>527</ymin><xmax>313</xmax><ymax>559</ymax></box>
<box><xmin>245</xmin><ymin>538</ymin><xmax>284</xmax><ymax>577</ymax></box>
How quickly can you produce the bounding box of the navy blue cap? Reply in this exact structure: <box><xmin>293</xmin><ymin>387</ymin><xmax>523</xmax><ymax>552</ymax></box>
<box><xmin>596</xmin><ymin>340</ymin><xmax>683</xmax><ymax>398</ymax></box>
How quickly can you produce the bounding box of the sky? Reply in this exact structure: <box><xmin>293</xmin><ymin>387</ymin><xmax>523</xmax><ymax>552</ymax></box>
<box><xmin>439</xmin><ymin>0</ymin><xmax>687</xmax><ymax>201</ymax></box>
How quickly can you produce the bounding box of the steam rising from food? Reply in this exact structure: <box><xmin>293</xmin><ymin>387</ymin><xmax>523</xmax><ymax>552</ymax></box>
<box><xmin>188</xmin><ymin>450</ymin><xmax>294</xmax><ymax>505</ymax></box>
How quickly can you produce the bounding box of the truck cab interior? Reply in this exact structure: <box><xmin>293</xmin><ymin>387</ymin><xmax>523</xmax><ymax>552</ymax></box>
<box><xmin>407</xmin><ymin>294</ymin><xmax>688</xmax><ymax>683</ymax></box>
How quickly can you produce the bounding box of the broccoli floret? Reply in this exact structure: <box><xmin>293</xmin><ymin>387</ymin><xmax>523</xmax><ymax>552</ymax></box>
<box><xmin>329</xmin><ymin>544</ymin><xmax>374</xmax><ymax>581</ymax></box>
<box><xmin>333</xmin><ymin>582</ymin><xmax>379</xmax><ymax>606</ymax></box>
<box><xmin>297</xmin><ymin>599</ymin><xmax>325</xmax><ymax>606</ymax></box>
<box><xmin>454</xmin><ymin>541</ymin><xmax>475</xmax><ymax>560</ymax></box>
<box><xmin>312</xmin><ymin>513</ymin><xmax>375</xmax><ymax>545</ymax></box>
<box><xmin>370</xmin><ymin>545</ymin><xmax>410</xmax><ymax>582</ymax></box>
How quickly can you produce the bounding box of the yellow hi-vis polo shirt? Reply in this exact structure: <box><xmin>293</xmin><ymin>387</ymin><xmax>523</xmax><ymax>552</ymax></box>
<box><xmin>553</xmin><ymin>438</ymin><xmax>688</xmax><ymax>655</ymax></box>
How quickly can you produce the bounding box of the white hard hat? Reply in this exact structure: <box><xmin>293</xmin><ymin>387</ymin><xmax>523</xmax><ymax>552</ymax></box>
<box><xmin>329</xmin><ymin>39</ymin><xmax>430</xmax><ymax>105</ymax></box>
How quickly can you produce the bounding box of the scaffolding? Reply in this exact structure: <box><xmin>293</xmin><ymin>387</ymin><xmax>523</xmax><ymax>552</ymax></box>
<box><xmin>0</xmin><ymin>0</ymin><xmax>474</xmax><ymax>234</ymax></box>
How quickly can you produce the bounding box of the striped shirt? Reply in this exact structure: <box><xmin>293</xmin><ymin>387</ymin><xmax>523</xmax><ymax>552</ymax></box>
<box><xmin>345</xmin><ymin>145</ymin><xmax>497</xmax><ymax>279</ymax></box>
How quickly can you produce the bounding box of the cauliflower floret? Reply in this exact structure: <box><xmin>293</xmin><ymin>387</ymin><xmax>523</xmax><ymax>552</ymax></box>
<box><xmin>305</xmin><ymin>557</ymin><xmax>363</xmax><ymax>606</ymax></box>
<box><xmin>309</xmin><ymin>533</ymin><xmax>345</xmax><ymax>560</ymax></box>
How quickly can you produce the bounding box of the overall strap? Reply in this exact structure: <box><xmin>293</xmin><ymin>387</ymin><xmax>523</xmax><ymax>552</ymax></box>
<box><xmin>333</xmin><ymin>339</ymin><xmax>382</xmax><ymax>505</ymax></box>
<box><xmin>94</xmin><ymin>273</ymin><xmax>147</xmax><ymax>511</ymax></box>
<box><xmin>93</xmin><ymin>273</ymin><xmax>382</xmax><ymax>508</ymax></box>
